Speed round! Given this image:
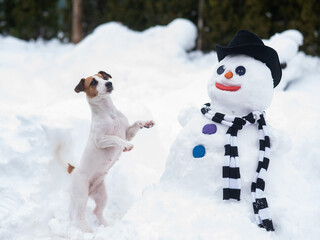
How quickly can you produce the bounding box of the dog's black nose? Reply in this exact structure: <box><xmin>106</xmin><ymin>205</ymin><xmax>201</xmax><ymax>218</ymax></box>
<box><xmin>105</xmin><ymin>81</ymin><xmax>113</xmax><ymax>93</ymax></box>
<box><xmin>105</xmin><ymin>82</ymin><xmax>113</xmax><ymax>88</ymax></box>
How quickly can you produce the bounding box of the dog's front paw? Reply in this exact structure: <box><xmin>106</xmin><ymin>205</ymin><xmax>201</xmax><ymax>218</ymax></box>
<box><xmin>141</xmin><ymin>120</ymin><xmax>155</xmax><ymax>129</ymax></box>
<box><xmin>123</xmin><ymin>142</ymin><xmax>134</xmax><ymax>152</ymax></box>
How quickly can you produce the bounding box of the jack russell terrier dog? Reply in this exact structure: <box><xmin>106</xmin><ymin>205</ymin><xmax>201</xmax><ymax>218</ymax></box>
<box><xmin>69</xmin><ymin>71</ymin><xmax>154</xmax><ymax>231</ymax></box>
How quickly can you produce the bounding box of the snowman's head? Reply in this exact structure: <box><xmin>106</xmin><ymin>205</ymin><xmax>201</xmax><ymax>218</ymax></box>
<box><xmin>207</xmin><ymin>54</ymin><xmax>274</xmax><ymax>115</ymax></box>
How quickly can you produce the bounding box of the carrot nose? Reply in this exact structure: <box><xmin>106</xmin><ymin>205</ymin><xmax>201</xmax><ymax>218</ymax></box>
<box><xmin>224</xmin><ymin>71</ymin><xmax>233</xmax><ymax>79</ymax></box>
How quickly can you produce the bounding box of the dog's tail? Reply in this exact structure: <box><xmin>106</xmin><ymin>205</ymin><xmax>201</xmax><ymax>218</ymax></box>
<box><xmin>53</xmin><ymin>139</ymin><xmax>75</xmax><ymax>174</ymax></box>
<box><xmin>67</xmin><ymin>163</ymin><xmax>75</xmax><ymax>174</ymax></box>
<box><xmin>43</xmin><ymin>125</ymin><xmax>76</xmax><ymax>175</ymax></box>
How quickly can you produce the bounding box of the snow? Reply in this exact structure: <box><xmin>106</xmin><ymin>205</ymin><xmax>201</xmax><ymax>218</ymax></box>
<box><xmin>264</xmin><ymin>30</ymin><xmax>303</xmax><ymax>63</ymax></box>
<box><xmin>263</xmin><ymin>30</ymin><xmax>306</xmax><ymax>90</ymax></box>
<box><xmin>1</xmin><ymin>18</ymin><xmax>320</xmax><ymax>239</ymax></box>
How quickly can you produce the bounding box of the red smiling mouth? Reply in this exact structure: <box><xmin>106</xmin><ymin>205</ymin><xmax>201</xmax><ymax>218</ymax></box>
<box><xmin>215</xmin><ymin>82</ymin><xmax>241</xmax><ymax>92</ymax></box>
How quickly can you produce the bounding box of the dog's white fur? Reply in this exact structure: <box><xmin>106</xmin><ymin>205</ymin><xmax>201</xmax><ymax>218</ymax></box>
<box><xmin>70</xmin><ymin>71</ymin><xmax>154</xmax><ymax>231</ymax></box>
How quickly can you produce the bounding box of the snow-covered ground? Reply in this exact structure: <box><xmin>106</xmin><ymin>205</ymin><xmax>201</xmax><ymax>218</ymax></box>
<box><xmin>1</xmin><ymin>19</ymin><xmax>320</xmax><ymax>239</ymax></box>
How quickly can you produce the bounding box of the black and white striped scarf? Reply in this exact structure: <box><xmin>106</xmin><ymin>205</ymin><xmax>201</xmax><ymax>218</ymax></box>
<box><xmin>201</xmin><ymin>103</ymin><xmax>274</xmax><ymax>231</ymax></box>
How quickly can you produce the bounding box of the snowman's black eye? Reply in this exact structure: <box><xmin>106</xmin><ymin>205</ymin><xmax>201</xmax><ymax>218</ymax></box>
<box><xmin>235</xmin><ymin>66</ymin><xmax>246</xmax><ymax>76</ymax></box>
<box><xmin>217</xmin><ymin>65</ymin><xmax>225</xmax><ymax>75</ymax></box>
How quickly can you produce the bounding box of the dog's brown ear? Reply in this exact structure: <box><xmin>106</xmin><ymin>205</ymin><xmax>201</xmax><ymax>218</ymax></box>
<box><xmin>98</xmin><ymin>71</ymin><xmax>112</xmax><ymax>80</ymax></box>
<box><xmin>74</xmin><ymin>78</ymin><xmax>85</xmax><ymax>93</ymax></box>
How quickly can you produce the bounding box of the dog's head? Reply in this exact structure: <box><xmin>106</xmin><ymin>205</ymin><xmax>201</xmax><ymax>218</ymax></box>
<box><xmin>74</xmin><ymin>71</ymin><xmax>113</xmax><ymax>99</ymax></box>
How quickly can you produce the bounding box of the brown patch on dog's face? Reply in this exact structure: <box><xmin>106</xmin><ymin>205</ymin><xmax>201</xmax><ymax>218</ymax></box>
<box><xmin>74</xmin><ymin>77</ymin><xmax>99</xmax><ymax>98</ymax></box>
<box><xmin>95</xmin><ymin>73</ymin><xmax>104</xmax><ymax>80</ymax></box>
<box><xmin>84</xmin><ymin>77</ymin><xmax>98</xmax><ymax>98</ymax></box>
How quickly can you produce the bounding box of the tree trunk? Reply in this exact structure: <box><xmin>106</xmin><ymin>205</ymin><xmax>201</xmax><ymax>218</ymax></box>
<box><xmin>72</xmin><ymin>0</ymin><xmax>83</xmax><ymax>44</ymax></box>
<box><xmin>197</xmin><ymin>0</ymin><xmax>205</xmax><ymax>50</ymax></box>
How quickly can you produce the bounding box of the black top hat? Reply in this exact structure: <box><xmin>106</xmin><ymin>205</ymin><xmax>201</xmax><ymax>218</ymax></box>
<box><xmin>215</xmin><ymin>30</ymin><xmax>282</xmax><ymax>88</ymax></box>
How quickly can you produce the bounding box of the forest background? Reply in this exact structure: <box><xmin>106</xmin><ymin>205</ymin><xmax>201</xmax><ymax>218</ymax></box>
<box><xmin>1</xmin><ymin>0</ymin><xmax>319</xmax><ymax>56</ymax></box>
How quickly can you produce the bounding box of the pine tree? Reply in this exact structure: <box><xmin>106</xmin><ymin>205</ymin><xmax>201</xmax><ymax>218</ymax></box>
<box><xmin>72</xmin><ymin>0</ymin><xmax>83</xmax><ymax>43</ymax></box>
<box><xmin>240</xmin><ymin>0</ymin><xmax>272</xmax><ymax>39</ymax></box>
<box><xmin>203</xmin><ymin>0</ymin><xmax>244</xmax><ymax>51</ymax></box>
<box><xmin>298</xmin><ymin>0</ymin><xmax>320</xmax><ymax>55</ymax></box>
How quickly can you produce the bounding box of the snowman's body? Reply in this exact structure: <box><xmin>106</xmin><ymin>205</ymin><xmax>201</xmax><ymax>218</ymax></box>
<box><xmin>162</xmin><ymin>111</ymin><xmax>262</xmax><ymax>200</ymax></box>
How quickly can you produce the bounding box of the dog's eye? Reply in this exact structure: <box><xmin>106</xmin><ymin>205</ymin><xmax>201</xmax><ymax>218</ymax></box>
<box><xmin>90</xmin><ymin>78</ymin><xmax>98</xmax><ymax>86</ymax></box>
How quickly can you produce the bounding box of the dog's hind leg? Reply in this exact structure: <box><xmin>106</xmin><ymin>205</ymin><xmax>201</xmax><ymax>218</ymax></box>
<box><xmin>90</xmin><ymin>181</ymin><xmax>108</xmax><ymax>226</ymax></box>
<box><xmin>70</xmin><ymin>172</ymin><xmax>91</xmax><ymax>232</ymax></box>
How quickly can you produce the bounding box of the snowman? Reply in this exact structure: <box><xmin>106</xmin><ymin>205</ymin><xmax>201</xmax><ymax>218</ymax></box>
<box><xmin>162</xmin><ymin>30</ymin><xmax>282</xmax><ymax>232</ymax></box>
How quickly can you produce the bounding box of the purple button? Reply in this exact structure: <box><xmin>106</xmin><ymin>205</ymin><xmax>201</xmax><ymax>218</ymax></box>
<box><xmin>202</xmin><ymin>124</ymin><xmax>217</xmax><ymax>134</ymax></box>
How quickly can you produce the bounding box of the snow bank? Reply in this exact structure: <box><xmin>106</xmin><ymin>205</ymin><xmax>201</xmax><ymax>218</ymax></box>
<box><xmin>263</xmin><ymin>30</ymin><xmax>319</xmax><ymax>91</ymax></box>
<box><xmin>265</xmin><ymin>30</ymin><xmax>303</xmax><ymax>64</ymax></box>
<box><xmin>1</xmin><ymin>19</ymin><xmax>320</xmax><ymax>240</ymax></box>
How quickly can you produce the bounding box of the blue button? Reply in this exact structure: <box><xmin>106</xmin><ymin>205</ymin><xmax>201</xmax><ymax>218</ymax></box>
<box><xmin>193</xmin><ymin>145</ymin><xmax>206</xmax><ymax>158</ymax></box>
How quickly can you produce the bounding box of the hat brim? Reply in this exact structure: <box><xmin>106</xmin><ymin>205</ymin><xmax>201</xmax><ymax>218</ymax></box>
<box><xmin>215</xmin><ymin>43</ymin><xmax>282</xmax><ymax>88</ymax></box>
